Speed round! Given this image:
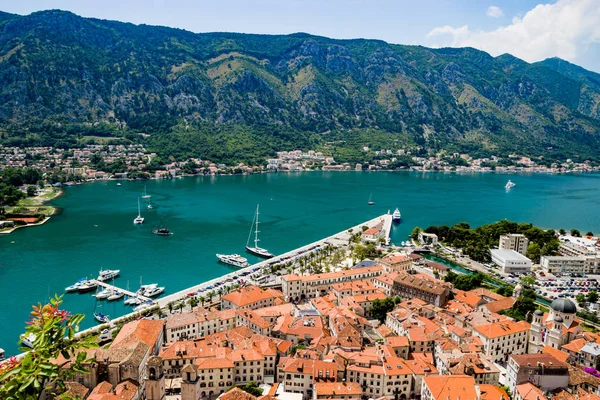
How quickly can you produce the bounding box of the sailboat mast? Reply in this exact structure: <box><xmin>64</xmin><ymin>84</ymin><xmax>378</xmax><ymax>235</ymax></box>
<box><xmin>254</xmin><ymin>205</ymin><xmax>260</xmax><ymax>248</ymax></box>
<box><xmin>137</xmin><ymin>198</ymin><xmax>141</xmax><ymax>216</ymax></box>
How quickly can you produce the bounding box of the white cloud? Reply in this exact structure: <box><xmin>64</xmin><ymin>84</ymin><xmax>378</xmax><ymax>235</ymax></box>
<box><xmin>426</xmin><ymin>0</ymin><xmax>600</xmax><ymax>65</ymax></box>
<box><xmin>486</xmin><ymin>6</ymin><xmax>504</xmax><ymax>18</ymax></box>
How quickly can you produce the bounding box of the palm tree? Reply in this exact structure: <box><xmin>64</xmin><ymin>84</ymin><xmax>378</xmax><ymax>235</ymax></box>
<box><xmin>206</xmin><ymin>291</ymin><xmax>214</xmax><ymax>303</ymax></box>
<box><xmin>167</xmin><ymin>302</ymin><xmax>174</xmax><ymax>314</ymax></box>
<box><xmin>198</xmin><ymin>295</ymin><xmax>206</xmax><ymax>307</ymax></box>
<box><xmin>188</xmin><ymin>297</ymin><xmax>199</xmax><ymax>308</ymax></box>
<box><xmin>217</xmin><ymin>288</ymin><xmax>224</xmax><ymax>298</ymax></box>
<box><xmin>177</xmin><ymin>301</ymin><xmax>185</xmax><ymax>313</ymax></box>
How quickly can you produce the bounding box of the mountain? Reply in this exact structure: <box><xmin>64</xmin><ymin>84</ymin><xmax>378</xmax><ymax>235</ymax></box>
<box><xmin>0</xmin><ymin>9</ymin><xmax>599</xmax><ymax>163</ymax></box>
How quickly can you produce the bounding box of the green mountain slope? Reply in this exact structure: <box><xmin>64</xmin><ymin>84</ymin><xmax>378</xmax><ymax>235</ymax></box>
<box><xmin>0</xmin><ymin>10</ymin><xmax>599</xmax><ymax>162</ymax></box>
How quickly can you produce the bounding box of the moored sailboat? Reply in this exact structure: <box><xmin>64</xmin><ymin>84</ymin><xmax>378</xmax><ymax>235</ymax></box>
<box><xmin>245</xmin><ymin>204</ymin><xmax>274</xmax><ymax>258</ymax></box>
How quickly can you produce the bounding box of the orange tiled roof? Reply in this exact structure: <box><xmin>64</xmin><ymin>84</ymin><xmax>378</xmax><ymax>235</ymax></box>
<box><xmin>473</xmin><ymin>320</ymin><xmax>530</xmax><ymax>339</ymax></box>
<box><xmin>315</xmin><ymin>382</ymin><xmax>362</xmax><ymax>396</ymax></box>
<box><xmin>516</xmin><ymin>382</ymin><xmax>548</xmax><ymax>400</ymax></box>
<box><xmin>220</xmin><ymin>387</ymin><xmax>258</xmax><ymax>400</ymax></box>
<box><xmin>221</xmin><ymin>285</ymin><xmax>275</xmax><ymax>307</ymax></box>
<box><xmin>484</xmin><ymin>297</ymin><xmax>516</xmax><ymax>313</ymax></box>
<box><xmin>542</xmin><ymin>345</ymin><xmax>570</xmax><ymax>363</ymax></box>
<box><xmin>479</xmin><ymin>384</ymin><xmax>508</xmax><ymax>400</ymax></box>
<box><xmin>110</xmin><ymin>319</ymin><xmax>164</xmax><ymax>350</ymax></box>
<box><xmin>562</xmin><ymin>337</ymin><xmax>588</xmax><ymax>353</ymax></box>
<box><xmin>423</xmin><ymin>375</ymin><xmax>477</xmax><ymax>400</ymax></box>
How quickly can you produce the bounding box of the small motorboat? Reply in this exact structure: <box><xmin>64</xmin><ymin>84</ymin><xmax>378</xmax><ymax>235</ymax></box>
<box><xmin>65</xmin><ymin>278</ymin><xmax>86</xmax><ymax>293</ymax></box>
<box><xmin>152</xmin><ymin>228</ymin><xmax>171</xmax><ymax>236</ymax></box>
<box><xmin>94</xmin><ymin>288</ymin><xmax>112</xmax><ymax>300</ymax></box>
<box><xmin>77</xmin><ymin>280</ymin><xmax>98</xmax><ymax>293</ymax></box>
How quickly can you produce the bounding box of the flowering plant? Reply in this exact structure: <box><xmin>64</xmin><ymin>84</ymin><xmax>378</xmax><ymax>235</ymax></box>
<box><xmin>0</xmin><ymin>295</ymin><xmax>97</xmax><ymax>399</ymax></box>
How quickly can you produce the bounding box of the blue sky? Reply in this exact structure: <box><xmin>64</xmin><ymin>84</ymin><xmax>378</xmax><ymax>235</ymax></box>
<box><xmin>2</xmin><ymin>0</ymin><xmax>599</xmax><ymax>72</ymax></box>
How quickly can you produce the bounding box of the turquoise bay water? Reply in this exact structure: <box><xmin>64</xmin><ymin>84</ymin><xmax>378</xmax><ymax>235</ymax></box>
<box><xmin>1</xmin><ymin>171</ymin><xmax>600</xmax><ymax>355</ymax></box>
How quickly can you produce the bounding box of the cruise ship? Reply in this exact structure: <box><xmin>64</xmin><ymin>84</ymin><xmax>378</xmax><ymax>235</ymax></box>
<box><xmin>217</xmin><ymin>254</ymin><xmax>250</xmax><ymax>268</ymax></box>
<box><xmin>392</xmin><ymin>208</ymin><xmax>401</xmax><ymax>222</ymax></box>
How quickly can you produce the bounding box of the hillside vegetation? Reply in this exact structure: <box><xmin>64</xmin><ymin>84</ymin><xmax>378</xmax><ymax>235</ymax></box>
<box><xmin>1</xmin><ymin>10</ymin><xmax>600</xmax><ymax>162</ymax></box>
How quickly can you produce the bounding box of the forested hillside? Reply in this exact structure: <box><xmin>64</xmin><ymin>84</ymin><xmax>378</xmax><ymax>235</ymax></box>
<box><xmin>1</xmin><ymin>10</ymin><xmax>599</xmax><ymax>163</ymax></box>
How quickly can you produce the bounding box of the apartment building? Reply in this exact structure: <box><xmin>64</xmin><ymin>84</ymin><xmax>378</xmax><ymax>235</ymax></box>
<box><xmin>221</xmin><ymin>285</ymin><xmax>278</xmax><ymax>310</ymax></box>
<box><xmin>391</xmin><ymin>272</ymin><xmax>451</xmax><ymax>307</ymax></box>
<box><xmin>505</xmin><ymin>353</ymin><xmax>569</xmax><ymax>396</ymax></box>
<box><xmin>165</xmin><ymin>308</ymin><xmax>236</xmax><ymax>343</ymax></box>
<box><xmin>499</xmin><ymin>234</ymin><xmax>530</xmax><ymax>255</ymax></box>
<box><xmin>313</xmin><ymin>382</ymin><xmax>362</xmax><ymax>400</ymax></box>
<box><xmin>472</xmin><ymin>320</ymin><xmax>530</xmax><ymax>362</ymax></box>
<box><xmin>281</xmin><ymin>266</ymin><xmax>384</xmax><ymax>300</ymax></box>
<box><xmin>277</xmin><ymin>358</ymin><xmax>338</xmax><ymax>400</ymax></box>
<box><xmin>346</xmin><ymin>355</ymin><xmax>413</xmax><ymax>400</ymax></box>
<box><xmin>540</xmin><ymin>256</ymin><xmax>587</xmax><ymax>274</ymax></box>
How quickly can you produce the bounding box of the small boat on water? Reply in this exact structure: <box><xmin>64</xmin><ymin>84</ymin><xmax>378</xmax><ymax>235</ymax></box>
<box><xmin>65</xmin><ymin>278</ymin><xmax>87</xmax><ymax>293</ymax></box>
<box><xmin>134</xmin><ymin>302</ymin><xmax>153</xmax><ymax>312</ymax></box>
<box><xmin>94</xmin><ymin>312</ymin><xmax>110</xmax><ymax>324</ymax></box>
<box><xmin>137</xmin><ymin>283</ymin><xmax>158</xmax><ymax>295</ymax></box>
<box><xmin>245</xmin><ymin>204</ymin><xmax>274</xmax><ymax>259</ymax></box>
<box><xmin>217</xmin><ymin>254</ymin><xmax>250</xmax><ymax>268</ymax></box>
<box><xmin>368</xmin><ymin>194</ymin><xmax>375</xmax><ymax>206</ymax></box>
<box><xmin>134</xmin><ymin>198</ymin><xmax>144</xmax><ymax>224</ymax></box>
<box><xmin>392</xmin><ymin>208</ymin><xmax>401</xmax><ymax>222</ymax></box>
<box><xmin>97</xmin><ymin>269</ymin><xmax>120</xmax><ymax>282</ymax></box>
<box><xmin>124</xmin><ymin>296</ymin><xmax>143</xmax><ymax>306</ymax></box>
<box><xmin>107</xmin><ymin>291</ymin><xmax>125</xmax><ymax>301</ymax></box>
<box><xmin>20</xmin><ymin>333</ymin><xmax>36</xmax><ymax>348</ymax></box>
<box><xmin>116</xmin><ymin>183</ymin><xmax>121</xmax><ymax>186</ymax></box>
<box><xmin>152</xmin><ymin>227</ymin><xmax>172</xmax><ymax>236</ymax></box>
<box><xmin>77</xmin><ymin>280</ymin><xmax>98</xmax><ymax>293</ymax></box>
<box><xmin>142</xmin><ymin>185</ymin><xmax>151</xmax><ymax>200</ymax></box>
<box><xmin>143</xmin><ymin>286</ymin><xmax>165</xmax><ymax>297</ymax></box>
<box><xmin>147</xmin><ymin>199</ymin><xmax>153</xmax><ymax>210</ymax></box>
<box><xmin>94</xmin><ymin>288</ymin><xmax>112</xmax><ymax>300</ymax></box>
<box><xmin>505</xmin><ymin>180</ymin><xmax>516</xmax><ymax>190</ymax></box>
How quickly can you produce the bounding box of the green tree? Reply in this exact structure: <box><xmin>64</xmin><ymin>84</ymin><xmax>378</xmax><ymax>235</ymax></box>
<box><xmin>571</xmin><ymin>229</ymin><xmax>581</xmax><ymax>237</ymax></box>
<box><xmin>0</xmin><ymin>295</ymin><xmax>97</xmax><ymax>399</ymax></box>
<box><xmin>229</xmin><ymin>382</ymin><xmax>263</xmax><ymax>397</ymax></box>
<box><xmin>586</xmin><ymin>231</ymin><xmax>594</xmax><ymax>237</ymax></box>
<box><xmin>525</xmin><ymin>243</ymin><xmax>541</xmax><ymax>263</ymax></box>
<box><xmin>576</xmin><ymin>294</ymin><xmax>587</xmax><ymax>305</ymax></box>
<box><xmin>370</xmin><ymin>297</ymin><xmax>398</xmax><ymax>323</ymax></box>
<box><xmin>588</xmin><ymin>291</ymin><xmax>599</xmax><ymax>304</ymax></box>
<box><xmin>559</xmin><ymin>229</ymin><xmax>566</xmax><ymax>235</ymax></box>
<box><xmin>410</xmin><ymin>227</ymin><xmax>422</xmax><ymax>240</ymax></box>
<box><xmin>27</xmin><ymin>186</ymin><xmax>37</xmax><ymax>197</ymax></box>
<box><xmin>521</xmin><ymin>276</ymin><xmax>536</xmax><ymax>288</ymax></box>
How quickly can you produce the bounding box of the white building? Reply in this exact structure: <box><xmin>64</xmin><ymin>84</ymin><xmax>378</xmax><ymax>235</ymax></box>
<box><xmin>499</xmin><ymin>234</ymin><xmax>529</xmax><ymax>255</ymax></box>
<box><xmin>540</xmin><ymin>256</ymin><xmax>587</xmax><ymax>275</ymax></box>
<box><xmin>490</xmin><ymin>249</ymin><xmax>532</xmax><ymax>274</ymax></box>
<box><xmin>472</xmin><ymin>320</ymin><xmax>530</xmax><ymax>362</ymax></box>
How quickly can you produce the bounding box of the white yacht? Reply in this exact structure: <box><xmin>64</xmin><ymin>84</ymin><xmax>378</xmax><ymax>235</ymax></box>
<box><xmin>77</xmin><ymin>280</ymin><xmax>98</xmax><ymax>293</ymax></box>
<box><xmin>107</xmin><ymin>291</ymin><xmax>125</xmax><ymax>301</ymax></box>
<box><xmin>143</xmin><ymin>286</ymin><xmax>165</xmax><ymax>297</ymax></box>
<box><xmin>133</xmin><ymin>198</ymin><xmax>144</xmax><ymax>224</ymax></box>
<box><xmin>142</xmin><ymin>185</ymin><xmax>151</xmax><ymax>199</ymax></box>
<box><xmin>94</xmin><ymin>288</ymin><xmax>112</xmax><ymax>300</ymax></box>
<box><xmin>136</xmin><ymin>283</ymin><xmax>158</xmax><ymax>296</ymax></box>
<box><xmin>392</xmin><ymin>208</ymin><xmax>401</xmax><ymax>222</ymax></box>
<box><xmin>245</xmin><ymin>204</ymin><xmax>274</xmax><ymax>259</ymax></box>
<box><xmin>505</xmin><ymin>180</ymin><xmax>516</xmax><ymax>190</ymax></box>
<box><xmin>216</xmin><ymin>254</ymin><xmax>250</xmax><ymax>268</ymax></box>
<box><xmin>97</xmin><ymin>269</ymin><xmax>120</xmax><ymax>282</ymax></box>
<box><xmin>65</xmin><ymin>278</ymin><xmax>86</xmax><ymax>292</ymax></box>
<box><xmin>124</xmin><ymin>296</ymin><xmax>143</xmax><ymax>306</ymax></box>
<box><xmin>20</xmin><ymin>333</ymin><xmax>36</xmax><ymax>348</ymax></box>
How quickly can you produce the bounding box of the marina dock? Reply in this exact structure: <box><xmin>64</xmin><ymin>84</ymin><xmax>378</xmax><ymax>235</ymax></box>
<box><xmin>89</xmin><ymin>279</ymin><xmax>153</xmax><ymax>303</ymax></box>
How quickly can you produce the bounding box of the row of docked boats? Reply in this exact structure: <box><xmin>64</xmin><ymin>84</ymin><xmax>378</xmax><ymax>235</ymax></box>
<box><xmin>64</xmin><ymin>269</ymin><xmax>121</xmax><ymax>292</ymax></box>
<box><xmin>216</xmin><ymin>204</ymin><xmax>274</xmax><ymax>268</ymax></box>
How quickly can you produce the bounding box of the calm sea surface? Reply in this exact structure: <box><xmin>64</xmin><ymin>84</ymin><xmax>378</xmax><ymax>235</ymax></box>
<box><xmin>1</xmin><ymin>171</ymin><xmax>600</xmax><ymax>355</ymax></box>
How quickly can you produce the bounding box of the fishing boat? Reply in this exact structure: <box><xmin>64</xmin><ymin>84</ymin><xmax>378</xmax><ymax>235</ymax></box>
<box><xmin>392</xmin><ymin>208</ymin><xmax>401</xmax><ymax>222</ymax></box>
<box><xmin>133</xmin><ymin>198</ymin><xmax>144</xmax><ymax>224</ymax></box>
<box><xmin>245</xmin><ymin>205</ymin><xmax>274</xmax><ymax>258</ymax></box>
<box><xmin>368</xmin><ymin>194</ymin><xmax>375</xmax><ymax>206</ymax></box>
<box><xmin>505</xmin><ymin>180</ymin><xmax>516</xmax><ymax>190</ymax></box>
<box><xmin>97</xmin><ymin>269</ymin><xmax>120</xmax><ymax>282</ymax></box>
<box><xmin>216</xmin><ymin>254</ymin><xmax>249</xmax><ymax>268</ymax></box>
<box><xmin>20</xmin><ymin>333</ymin><xmax>37</xmax><ymax>348</ymax></box>
<box><xmin>65</xmin><ymin>278</ymin><xmax>87</xmax><ymax>293</ymax></box>
<box><xmin>142</xmin><ymin>185</ymin><xmax>151</xmax><ymax>199</ymax></box>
